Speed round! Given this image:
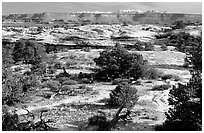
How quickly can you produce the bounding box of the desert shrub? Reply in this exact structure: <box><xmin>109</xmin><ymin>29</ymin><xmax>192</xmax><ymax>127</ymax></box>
<box><xmin>2</xmin><ymin>105</ymin><xmax>56</xmax><ymax>131</ymax></box>
<box><xmin>172</xmin><ymin>20</ymin><xmax>185</xmax><ymax>29</ymax></box>
<box><xmin>172</xmin><ymin>75</ymin><xmax>181</xmax><ymax>81</ymax></box>
<box><xmin>65</xmin><ymin>60</ymin><xmax>77</xmax><ymax>68</ymax></box>
<box><xmin>53</xmin><ymin>62</ymin><xmax>62</xmax><ymax>69</ymax></box>
<box><xmin>145</xmin><ymin>68</ymin><xmax>162</xmax><ymax>79</ymax></box>
<box><xmin>45</xmin><ymin>80</ymin><xmax>61</xmax><ymax>92</ymax></box>
<box><xmin>87</xmin><ymin>82</ymin><xmax>139</xmax><ymax>130</ymax></box>
<box><xmin>169</xmin><ymin>32</ymin><xmax>201</xmax><ymax>55</ymax></box>
<box><xmin>108</xmin><ymin>82</ymin><xmax>139</xmax><ymax>107</ymax></box>
<box><xmin>144</xmin><ymin>43</ymin><xmax>154</xmax><ymax>51</ymax></box>
<box><xmin>47</xmin><ymin>65</ymin><xmax>56</xmax><ymax>75</ymax></box>
<box><xmin>78</xmin><ymin>72</ymin><xmax>94</xmax><ymax>80</ymax></box>
<box><xmin>55</xmin><ymin>70</ymin><xmax>71</xmax><ymax>79</ymax></box>
<box><xmin>68</xmin><ymin>54</ymin><xmax>77</xmax><ymax>60</ymax></box>
<box><xmin>81</xmin><ymin>47</ymin><xmax>91</xmax><ymax>52</ymax></box>
<box><xmin>152</xmin><ymin>84</ymin><xmax>171</xmax><ymax>91</ymax></box>
<box><xmin>69</xmin><ymin>74</ymin><xmax>80</xmax><ymax>81</ymax></box>
<box><xmin>60</xmin><ymin>85</ymin><xmax>74</xmax><ymax>92</ymax></box>
<box><xmin>2</xmin><ymin>105</ymin><xmax>19</xmax><ymax>131</ymax></box>
<box><xmin>161</xmin><ymin>74</ymin><xmax>173</xmax><ymax>80</ymax></box>
<box><xmin>134</xmin><ymin>44</ymin><xmax>144</xmax><ymax>51</ymax></box>
<box><xmin>36</xmin><ymin>91</ymin><xmax>53</xmax><ymax>99</ymax></box>
<box><xmin>94</xmin><ymin>45</ymin><xmax>148</xmax><ymax>81</ymax></box>
<box><xmin>63</xmin><ymin>79</ymin><xmax>78</xmax><ymax>85</ymax></box>
<box><xmin>14</xmin><ymin>66</ymin><xmax>23</xmax><ymax>72</ymax></box>
<box><xmin>161</xmin><ymin>44</ymin><xmax>168</xmax><ymax>51</ymax></box>
<box><xmin>112</xmin><ymin>78</ymin><xmax>130</xmax><ymax>85</ymax></box>
<box><xmin>2</xmin><ymin>41</ymin><xmax>15</xmax><ymax>68</ymax></box>
<box><xmin>85</xmin><ymin>115</ymin><xmax>110</xmax><ymax>131</ymax></box>
<box><xmin>183</xmin><ymin>62</ymin><xmax>189</xmax><ymax>68</ymax></box>
<box><xmin>60</xmin><ymin>85</ymin><xmax>93</xmax><ymax>96</ymax></box>
<box><xmin>12</xmin><ymin>40</ymin><xmax>47</xmax><ymax>75</ymax></box>
<box><xmin>90</xmin><ymin>90</ymin><xmax>100</xmax><ymax>95</ymax></box>
<box><xmin>56</xmin><ymin>77</ymin><xmax>70</xmax><ymax>84</ymax></box>
<box><xmin>2</xmin><ymin>71</ymin><xmax>39</xmax><ymax>106</ymax></box>
<box><xmin>80</xmin><ymin>78</ymin><xmax>93</xmax><ymax>84</ymax></box>
<box><xmin>78</xmin><ymin>85</ymin><xmax>93</xmax><ymax>92</ymax></box>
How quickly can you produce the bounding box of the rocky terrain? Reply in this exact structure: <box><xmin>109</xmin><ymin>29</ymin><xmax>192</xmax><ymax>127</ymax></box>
<box><xmin>3</xmin><ymin>47</ymin><xmax>191</xmax><ymax>130</ymax></box>
<box><xmin>2</xmin><ymin>10</ymin><xmax>201</xmax><ymax>130</ymax></box>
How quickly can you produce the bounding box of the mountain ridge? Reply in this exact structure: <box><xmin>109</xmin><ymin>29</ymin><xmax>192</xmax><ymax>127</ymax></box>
<box><xmin>2</xmin><ymin>11</ymin><xmax>202</xmax><ymax>25</ymax></box>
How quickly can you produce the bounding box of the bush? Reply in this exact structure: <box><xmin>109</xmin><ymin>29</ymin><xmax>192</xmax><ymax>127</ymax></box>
<box><xmin>183</xmin><ymin>62</ymin><xmax>189</xmax><ymax>68</ymax></box>
<box><xmin>112</xmin><ymin>78</ymin><xmax>130</xmax><ymax>85</ymax></box>
<box><xmin>65</xmin><ymin>60</ymin><xmax>77</xmax><ymax>68</ymax></box>
<box><xmin>144</xmin><ymin>43</ymin><xmax>154</xmax><ymax>51</ymax></box>
<box><xmin>108</xmin><ymin>82</ymin><xmax>139</xmax><ymax>107</ymax></box>
<box><xmin>56</xmin><ymin>77</ymin><xmax>70</xmax><ymax>84</ymax></box>
<box><xmin>12</xmin><ymin>40</ymin><xmax>47</xmax><ymax>75</ymax></box>
<box><xmin>60</xmin><ymin>85</ymin><xmax>74</xmax><ymax>92</ymax></box>
<box><xmin>94</xmin><ymin>45</ymin><xmax>148</xmax><ymax>81</ymax></box>
<box><xmin>152</xmin><ymin>84</ymin><xmax>171</xmax><ymax>91</ymax></box>
<box><xmin>172</xmin><ymin>75</ymin><xmax>181</xmax><ymax>81</ymax></box>
<box><xmin>161</xmin><ymin>74</ymin><xmax>173</xmax><ymax>80</ymax></box>
<box><xmin>80</xmin><ymin>78</ymin><xmax>93</xmax><ymax>84</ymax></box>
<box><xmin>161</xmin><ymin>44</ymin><xmax>168</xmax><ymax>51</ymax></box>
<box><xmin>14</xmin><ymin>66</ymin><xmax>23</xmax><ymax>72</ymax></box>
<box><xmin>145</xmin><ymin>68</ymin><xmax>162</xmax><ymax>79</ymax></box>
<box><xmin>45</xmin><ymin>80</ymin><xmax>61</xmax><ymax>92</ymax></box>
<box><xmin>85</xmin><ymin>115</ymin><xmax>110</xmax><ymax>131</ymax></box>
<box><xmin>81</xmin><ymin>47</ymin><xmax>91</xmax><ymax>52</ymax></box>
<box><xmin>134</xmin><ymin>44</ymin><xmax>144</xmax><ymax>51</ymax></box>
<box><xmin>2</xmin><ymin>105</ymin><xmax>20</xmax><ymax>131</ymax></box>
<box><xmin>63</xmin><ymin>79</ymin><xmax>78</xmax><ymax>85</ymax></box>
<box><xmin>55</xmin><ymin>71</ymin><xmax>71</xmax><ymax>79</ymax></box>
<box><xmin>2</xmin><ymin>72</ymin><xmax>39</xmax><ymax>106</ymax></box>
<box><xmin>53</xmin><ymin>62</ymin><xmax>62</xmax><ymax>69</ymax></box>
<box><xmin>40</xmin><ymin>91</ymin><xmax>53</xmax><ymax>99</ymax></box>
<box><xmin>78</xmin><ymin>85</ymin><xmax>93</xmax><ymax>92</ymax></box>
<box><xmin>172</xmin><ymin>20</ymin><xmax>185</xmax><ymax>29</ymax></box>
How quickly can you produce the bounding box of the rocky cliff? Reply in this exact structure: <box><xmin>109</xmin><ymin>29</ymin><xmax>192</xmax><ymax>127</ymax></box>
<box><xmin>3</xmin><ymin>11</ymin><xmax>202</xmax><ymax>25</ymax></box>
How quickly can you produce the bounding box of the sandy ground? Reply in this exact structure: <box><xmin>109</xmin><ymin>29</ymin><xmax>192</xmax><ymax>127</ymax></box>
<box><xmin>10</xmin><ymin>48</ymin><xmax>190</xmax><ymax>130</ymax></box>
<box><xmin>13</xmin><ymin>79</ymin><xmax>174</xmax><ymax>131</ymax></box>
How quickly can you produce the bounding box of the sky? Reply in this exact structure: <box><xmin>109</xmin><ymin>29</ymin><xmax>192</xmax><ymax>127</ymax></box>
<box><xmin>2</xmin><ymin>2</ymin><xmax>202</xmax><ymax>15</ymax></box>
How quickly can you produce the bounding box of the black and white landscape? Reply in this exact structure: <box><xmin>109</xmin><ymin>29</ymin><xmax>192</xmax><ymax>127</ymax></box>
<box><xmin>2</xmin><ymin>2</ymin><xmax>202</xmax><ymax>131</ymax></box>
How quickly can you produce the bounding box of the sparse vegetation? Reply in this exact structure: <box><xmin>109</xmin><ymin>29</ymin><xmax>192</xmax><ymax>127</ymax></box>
<box><xmin>145</xmin><ymin>67</ymin><xmax>162</xmax><ymax>79</ymax></box>
<box><xmin>161</xmin><ymin>74</ymin><xmax>173</xmax><ymax>80</ymax></box>
<box><xmin>2</xmin><ymin>11</ymin><xmax>202</xmax><ymax>131</ymax></box>
<box><xmin>155</xmin><ymin>35</ymin><xmax>202</xmax><ymax>131</ymax></box>
<box><xmin>160</xmin><ymin>44</ymin><xmax>168</xmax><ymax>51</ymax></box>
<box><xmin>63</xmin><ymin>79</ymin><xmax>78</xmax><ymax>85</ymax></box>
<box><xmin>44</xmin><ymin>80</ymin><xmax>61</xmax><ymax>92</ymax></box>
<box><xmin>86</xmin><ymin>82</ymin><xmax>139</xmax><ymax>130</ymax></box>
<box><xmin>144</xmin><ymin>43</ymin><xmax>154</xmax><ymax>51</ymax></box>
<box><xmin>112</xmin><ymin>78</ymin><xmax>130</xmax><ymax>85</ymax></box>
<box><xmin>152</xmin><ymin>84</ymin><xmax>171</xmax><ymax>91</ymax></box>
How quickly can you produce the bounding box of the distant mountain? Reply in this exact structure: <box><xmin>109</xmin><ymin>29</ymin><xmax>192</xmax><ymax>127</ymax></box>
<box><xmin>2</xmin><ymin>10</ymin><xmax>202</xmax><ymax>25</ymax></box>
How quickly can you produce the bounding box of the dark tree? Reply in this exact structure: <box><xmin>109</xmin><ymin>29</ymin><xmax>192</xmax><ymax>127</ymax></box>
<box><xmin>12</xmin><ymin>39</ymin><xmax>46</xmax><ymax>65</ymax></box>
<box><xmin>94</xmin><ymin>44</ymin><xmax>148</xmax><ymax>80</ymax></box>
<box><xmin>172</xmin><ymin>20</ymin><xmax>185</xmax><ymax>29</ymax></box>
<box><xmin>12</xmin><ymin>39</ymin><xmax>47</xmax><ymax>75</ymax></box>
<box><xmin>156</xmin><ymin>35</ymin><xmax>202</xmax><ymax>131</ymax></box>
<box><xmin>86</xmin><ymin>82</ymin><xmax>139</xmax><ymax>131</ymax></box>
<box><xmin>108</xmin><ymin>82</ymin><xmax>139</xmax><ymax>130</ymax></box>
